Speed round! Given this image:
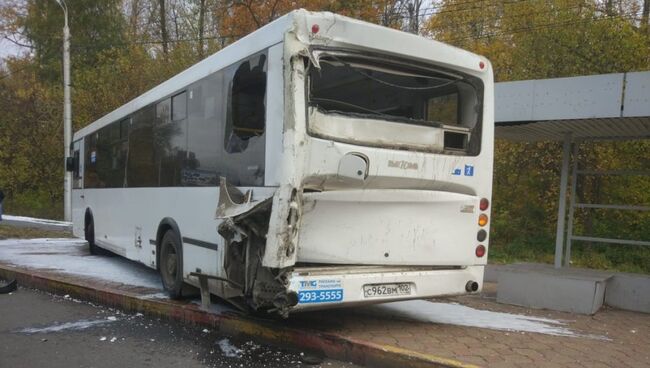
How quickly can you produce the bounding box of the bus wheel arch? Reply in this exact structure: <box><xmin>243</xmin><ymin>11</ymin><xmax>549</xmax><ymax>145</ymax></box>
<box><xmin>155</xmin><ymin>218</ymin><xmax>182</xmax><ymax>271</ymax></box>
<box><xmin>156</xmin><ymin>218</ymin><xmax>186</xmax><ymax>299</ymax></box>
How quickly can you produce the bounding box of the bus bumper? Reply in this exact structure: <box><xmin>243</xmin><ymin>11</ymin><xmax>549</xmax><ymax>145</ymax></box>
<box><xmin>285</xmin><ymin>265</ymin><xmax>485</xmax><ymax>312</ymax></box>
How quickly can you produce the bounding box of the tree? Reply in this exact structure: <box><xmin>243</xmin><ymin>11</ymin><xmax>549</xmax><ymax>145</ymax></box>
<box><xmin>159</xmin><ymin>0</ymin><xmax>169</xmax><ymax>55</ymax></box>
<box><xmin>425</xmin><ymin>0</ymin><xmax>650</xmax><ymax>81</ymax></box>
<box><xmin>214</xmin><ymin>0</ymin><xmax>409</xmax><ymax>41</ymax></box>
<box><xmin>425</xmin><ymin>0</ymin><xmax>650</xmax><ymax>267</ymax></box>
<box><xmin>0</xmin><ymin>58</ymin><xmax>64</xmax><ymax>216</ymax></box>
<box><xmin>19</xmin><ymin>0</ymin><xmax>126</xmax><ymax>81</ymax></box>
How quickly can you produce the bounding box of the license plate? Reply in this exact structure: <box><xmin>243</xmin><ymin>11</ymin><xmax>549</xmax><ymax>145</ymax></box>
<box><xmin>363</xmin><ymin>283</ymin><xmax>412</xmax><ymax>298</ymax></box>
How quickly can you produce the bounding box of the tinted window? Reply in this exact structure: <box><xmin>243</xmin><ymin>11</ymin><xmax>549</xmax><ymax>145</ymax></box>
<box><xmin>81</xmin><ymin>50</ymin><xmax>269</xmax><ymax>189</ymax></box>
<box><xmin>127</xmin><ymin>106</ymin><xmax>158</xmax><ymax>187</ymax></box>
<box><xmin>172</xmin><ymin>91</ymin><xmax>187</xmax><ymax>121</ymax></box>
<box><xmin>84</xmin><ymin>133</ymin><xmax>99</xmax><ymax>187</ymax></box>
<box><xmin>83</xmin><ymin>119</ymin><xmax>128</xmax><ymax>189</ymax></box>
<box><xmin>223</xmin><ymin>52</ymin><xmax>267</xmax><ymax>186</ymax></box>
<box><xmin>96</xmin><ymin>127</ymin><xmax>112</xmax><ymax>187</ymax></box>
<box><xmin>225</xmin><ymin>53</ymin><xmax>267</xmax><ymax>150</ymax></box>
<box><xmin>185</xmin><ymin>72</ymin><xmax>225</xmax><ymax>186</ymax></box>
<box><xmin>72</xmin><ymin>140</ymin><xmax>82</xmax><ymax>189</ymax></box>
<box><xmin>155</xmin><ymin>97</ymin><xmax>188</xmax><ymax>187</ymax></box>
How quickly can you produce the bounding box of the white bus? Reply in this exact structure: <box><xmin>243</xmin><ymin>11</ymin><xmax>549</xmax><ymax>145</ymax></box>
<box><xmin>69</xmin><ymin>10</ymin><xmax>494</xmax><ymax>317</ymax></box>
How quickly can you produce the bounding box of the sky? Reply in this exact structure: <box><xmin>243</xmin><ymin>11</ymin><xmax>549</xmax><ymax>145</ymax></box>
<box><xmin>0</xmin><ymin>37</ymin><xmax>29</xmax><ymax>63</ymax></box>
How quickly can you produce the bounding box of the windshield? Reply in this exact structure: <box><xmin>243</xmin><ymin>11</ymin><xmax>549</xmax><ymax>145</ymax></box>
<box><xmin>308</xmin><ymin>54</ymin><xmax>484</xmax><ymax>155</ymax></box>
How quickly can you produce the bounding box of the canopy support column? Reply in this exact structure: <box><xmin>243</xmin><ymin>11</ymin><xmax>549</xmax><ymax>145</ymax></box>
<box><xmin>564</xmin><ymin>142</ymin><xmax>580</xmax><ymax>267</ymax></box>
<box><xmin>554</xmin><ymin>133</ymin><xmax>572</xmax><ymax>268</ymax></box>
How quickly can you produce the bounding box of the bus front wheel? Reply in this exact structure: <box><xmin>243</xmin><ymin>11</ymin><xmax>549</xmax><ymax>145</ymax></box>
<box><xmin>160</xmin><ymin>230</ymin><xmax>184</xmax><ymax>299</ymax></box>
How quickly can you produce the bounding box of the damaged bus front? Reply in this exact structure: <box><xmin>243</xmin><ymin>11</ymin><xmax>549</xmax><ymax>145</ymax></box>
<box><xmin>215</xmin><ymin>12</ymin><xmax>493</xmax><ymax>317</ymax></box>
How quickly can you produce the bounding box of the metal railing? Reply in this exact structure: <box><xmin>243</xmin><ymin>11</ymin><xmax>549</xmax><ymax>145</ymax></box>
<box><xmin>563</xmin><ymin>143</ymin><xmax>650</xmax><ymax>266</ymax></box>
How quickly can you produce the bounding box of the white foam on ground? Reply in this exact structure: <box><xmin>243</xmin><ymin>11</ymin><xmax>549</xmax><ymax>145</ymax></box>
<box><xmin>372</xmin><ymin>300</ymin><xmax>608</xmax><ymax>339</ymax></box>
<box><xmin>217</xmin><ymin>338</ymin><xmax>243</xmax><ymax>358</ymax></box>
<box><xmin>0</xmin><ymin>238</ymin><xmax>162</xmax><ymax>289</ymax></box>
<box><xmin>137</xmin><ymin>292</ymin><xmax>170</xmax><ymax>300</ymax></box>
<box><xmin>2</xmin><ymin>215</ymin><xmax>71</xmax><ymax>227</ymax></box>
<box><xmin>19</xmin><ymin>319</ymin><xmax>114</xmax><ymax>334</ymax></box>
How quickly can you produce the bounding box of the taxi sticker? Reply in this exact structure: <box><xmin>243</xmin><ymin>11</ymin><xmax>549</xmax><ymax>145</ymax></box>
<box><xmin>295</xmin><ymin>278</ymin><xmax>343</xmax><ymax>304</ymax></box>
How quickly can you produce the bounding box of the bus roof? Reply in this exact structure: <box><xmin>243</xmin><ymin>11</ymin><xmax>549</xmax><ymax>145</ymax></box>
<box><xmin>75</xmin><ymin>9</ymin><xmax>489</xmax><ymax>140</ymax></box>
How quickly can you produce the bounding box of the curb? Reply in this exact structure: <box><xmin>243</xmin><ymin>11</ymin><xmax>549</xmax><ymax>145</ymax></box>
<box><xmin>0</xmin><ymin>265</ymin><xmax>479</xmax><ymax>368</ymax></box>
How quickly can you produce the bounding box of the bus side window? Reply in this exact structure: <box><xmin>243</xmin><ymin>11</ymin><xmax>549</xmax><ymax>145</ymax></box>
<box><xmin>155</xmin><ymin>97</ymin><xmax>188</xmax><ymax>187</ymax></box>
<box><xmin>219</xmin><ymin>52</ymin><xmax>267</xmax><ymax>187</ymax></box>
<box><xmin>72</xmin><ymin>140</ymin><xmax>82</xmax><ymax>189</ymax></box>
<box><xmin>84</xmin><ymin>133</ymin><xmax>100</xmax><ymax>188</ymax></box>
<box><xmin>225</xmin><ymin>54</ymin><xmax>267</xmax><ymax>154</ymax></box>
<box><xmin>172</xmin><ymin>92</ymin><xmax>187</xmax><ymax>121</ymax></box>
<box><xmin>128</xmin><ymin>106</ymin><xmax>158</xmax><ymax>187</ymax></box>
<box><xmin>184</xmin><ymin>72</ymin><xmax>223</xmax><ymax>187</ymax></box>
<box><xmin>73</xmin><ymin>150</ymin><xmax>80</xmax><ymax>178</ymax></box>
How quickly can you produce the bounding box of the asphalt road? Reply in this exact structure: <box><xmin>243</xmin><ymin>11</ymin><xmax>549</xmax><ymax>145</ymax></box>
<box><xmin>0</xmin><ymin>287</ymin><xmax>356</xmax><ymax>368</ymax></box>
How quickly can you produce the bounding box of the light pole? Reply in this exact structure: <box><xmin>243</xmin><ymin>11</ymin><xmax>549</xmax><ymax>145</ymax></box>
<box><xmin>56</xmin><ymin>0</ymin><xmax>72</xmax><ymax>222</ymax></box>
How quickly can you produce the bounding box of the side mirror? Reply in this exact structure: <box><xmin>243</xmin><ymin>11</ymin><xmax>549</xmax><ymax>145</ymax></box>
<box><xmin>65</xmin><ymin>157</ymin><xmax>75</xmax><ymax>172</ymax></box>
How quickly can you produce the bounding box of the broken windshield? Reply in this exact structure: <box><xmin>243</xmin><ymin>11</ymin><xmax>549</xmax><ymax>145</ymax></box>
<box><xmin>307</xmin><ymin>53</ymin><xmax>484</xmax><ymax>154</ymax></box>
<box><xmin>309</xmin><ymin>55</ymin><xmax>483</xmax><ymax>127</ymax></box>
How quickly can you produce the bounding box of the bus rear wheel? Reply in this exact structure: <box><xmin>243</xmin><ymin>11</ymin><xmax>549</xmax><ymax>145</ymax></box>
<box><xmin>85</xmin><ymin>220</ymin><xmax>100</xmax><ymax>255</ymax></box>
<box><xmin>160</xmin><ymin>230</ymin><xmax>184</xmax><ymax>299</ymax></box>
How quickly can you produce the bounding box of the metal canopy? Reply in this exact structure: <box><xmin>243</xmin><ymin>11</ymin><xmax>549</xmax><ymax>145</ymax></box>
<box><xmin>497</xmin><ymin>117</ymin><xmax>650</xmax><ymax>141</ymax></box>
<box><xmin>495</xmin><ymin>71</ymin><xmax>650</xmax><ymax>141</ymax></box>
<box><xmin>493</xmin><ymin>71</ymin><xmax>650</xmax><ymax>269</ymax></box>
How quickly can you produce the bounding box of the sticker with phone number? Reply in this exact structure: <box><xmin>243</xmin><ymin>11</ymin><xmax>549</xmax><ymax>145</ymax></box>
<box><xmin>298</xmin><ymin>289</ymin><xmax>343</xmax><ymax>304</ymax></box>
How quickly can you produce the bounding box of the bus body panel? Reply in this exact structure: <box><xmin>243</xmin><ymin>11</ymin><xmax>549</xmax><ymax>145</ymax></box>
<box><xmin>287</xmin><ymin>265</ymin><xmax>485</xmax><ymax>311</ymax></box>
<box><xmin>262</xmin><ymin>44</ymin><xmax>286</xmax><ymax>187</ymax></box>
<box><xmin>75</xmin><ymin>186</ymin><xmax>275</xmax><ymax>274</ymax></box>
<box><xmin>298</xmin><ymin>190</ymin><xmax>483</xmax><ymax>266</ymax></box>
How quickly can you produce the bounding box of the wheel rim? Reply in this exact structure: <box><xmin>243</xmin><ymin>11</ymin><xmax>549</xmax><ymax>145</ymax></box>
<box><xmin>166</xmin><ymin>252</ymin><xmax>177</xmax><ymax>277</ymax></box>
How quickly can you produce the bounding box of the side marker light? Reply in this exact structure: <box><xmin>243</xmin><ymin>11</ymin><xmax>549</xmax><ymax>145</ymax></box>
<box><xmin>478</xmin><ymin>214</ymin><xmax>488</xmax><ymax>227</ymax></box>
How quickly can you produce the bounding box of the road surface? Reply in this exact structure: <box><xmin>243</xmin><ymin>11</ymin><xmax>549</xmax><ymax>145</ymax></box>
<box><xmin>0</xmin><ymin>287</ymin><xmax>356</xmax><ymax>368</ymax></box>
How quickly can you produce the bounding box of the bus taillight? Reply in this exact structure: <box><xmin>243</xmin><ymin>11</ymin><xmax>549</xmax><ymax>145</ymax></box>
<box><xmin>476</xmin><ymin>245</ymin><xmax>486</xmax><ymax>257</ymax></box>
<box><xmin>480</xmin><ymin>198</ymin><xmax>489</xmax><ymax>211</ymax></box>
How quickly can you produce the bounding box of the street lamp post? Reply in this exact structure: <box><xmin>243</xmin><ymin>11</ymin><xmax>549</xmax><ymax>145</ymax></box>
<box><xmin>56</xmin><ymin>0</ymin><xmax>72</xmax><ymax>222</ymax></box>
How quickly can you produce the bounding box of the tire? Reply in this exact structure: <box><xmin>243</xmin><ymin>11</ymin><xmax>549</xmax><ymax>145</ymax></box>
<box><xmin>160</xmin><ymin>230</ymin><xmax>184</xmax><ymax>299</ymax></box>
<box><xmin>85</xmin><ymin>220</ymin><xmax>101</xmax><ymax>255</ymax></box>
<box><xmin>0</xmin><ymin>279</ymin><xmax>17</xmax><ymax>294</ymax></box>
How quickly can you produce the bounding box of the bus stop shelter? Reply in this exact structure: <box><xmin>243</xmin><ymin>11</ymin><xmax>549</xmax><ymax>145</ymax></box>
<box><xmin>493</xmin><ymin>71</ymin><xmax>650</xmax><ymax>314</ymax></box>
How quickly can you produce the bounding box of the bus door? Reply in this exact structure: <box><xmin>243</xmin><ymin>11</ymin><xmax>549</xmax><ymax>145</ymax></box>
<box><xmin>70</xmin><ymin>139</ymin><xmax>85</xmax><ymax>237</ymax></box>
